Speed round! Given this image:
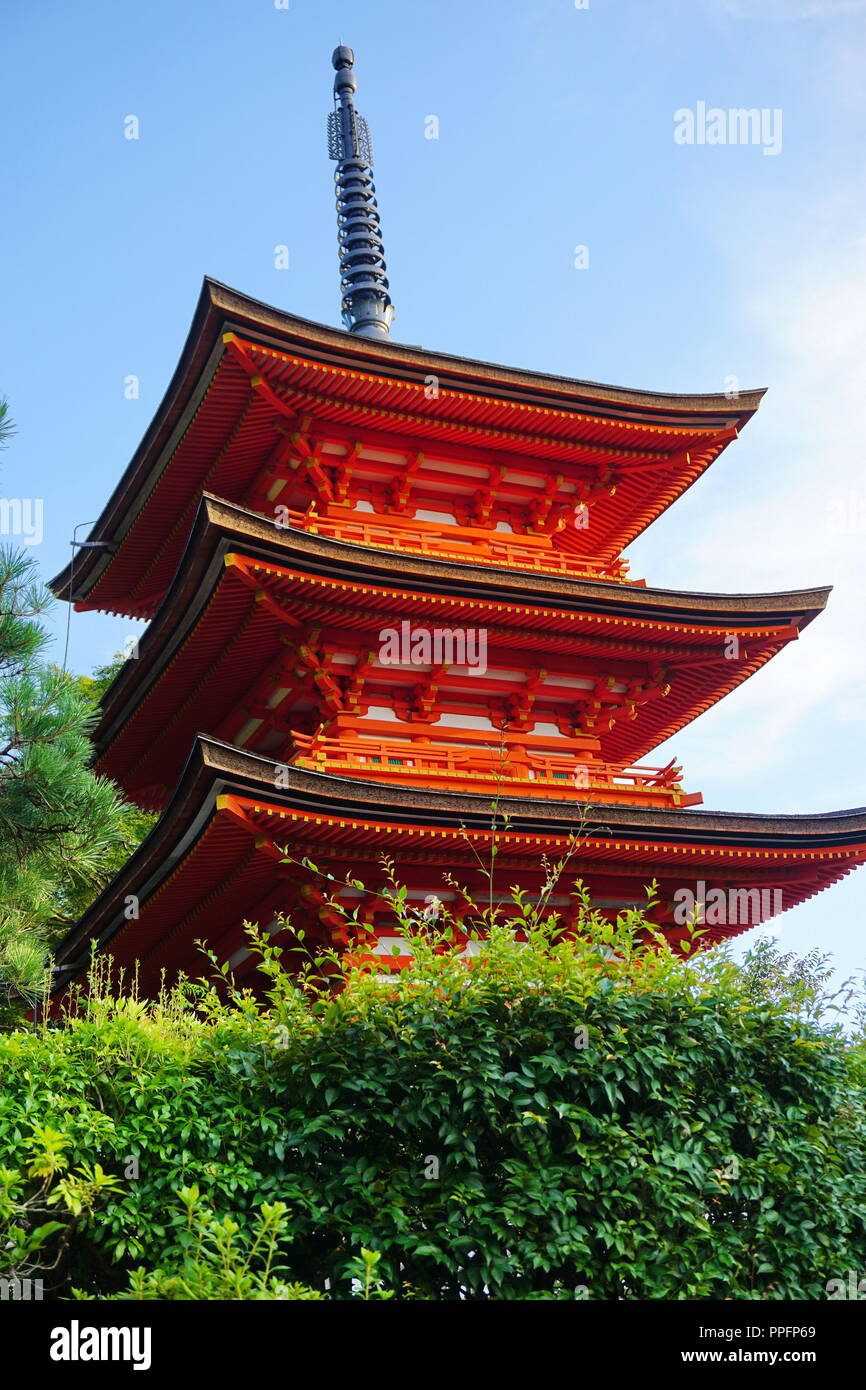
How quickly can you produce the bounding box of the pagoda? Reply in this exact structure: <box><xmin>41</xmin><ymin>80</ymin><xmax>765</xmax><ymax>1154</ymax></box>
<box><xmin>50</xmin><ymin>48</ymin><xmax>866</xmax><ymax>1002</ymax></box>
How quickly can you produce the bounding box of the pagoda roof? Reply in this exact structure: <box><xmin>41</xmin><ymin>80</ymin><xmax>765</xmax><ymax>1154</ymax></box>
<box><xmin>91</xmin><ymin>495</ymin><xmax>828</xmax><ymax>805</ymax></box>
<box><xmin>52</xmin><ymin>734</ymin><xmax>866</xmax><ymax>1001</ymax></box>
<box><xmin>51</xmin><ymin>279</ymin><xmax>765</xmax><ymax>619</ymax></box>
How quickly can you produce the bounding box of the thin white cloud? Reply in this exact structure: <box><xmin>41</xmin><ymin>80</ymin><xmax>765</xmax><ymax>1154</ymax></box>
<box><xmin>633</xmin><ymin>183</ymin><xmax>866</xmax><ymax>800</ymax></box>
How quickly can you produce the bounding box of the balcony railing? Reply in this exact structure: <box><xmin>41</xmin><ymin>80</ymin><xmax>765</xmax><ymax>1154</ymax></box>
<box><xmin>289</xmin><ymin>731</ymin><xmax>701</xmax><ymax>809</ymax></box>
<box><xmin>278</xmin><ymin>507</ymin><xmax>637</xmax><ymax>584</ymax></box>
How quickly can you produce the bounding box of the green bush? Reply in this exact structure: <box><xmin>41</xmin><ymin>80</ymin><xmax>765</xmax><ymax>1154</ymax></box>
<box><xmin>74</xmin><ymin>1187</ymin><xmax>326</xmax><ymax>1300</ymax></box>
<box><xmin>1</xmin><ymin>909</ymin><xmax>865</xmax><ymax>1300</ymax></box>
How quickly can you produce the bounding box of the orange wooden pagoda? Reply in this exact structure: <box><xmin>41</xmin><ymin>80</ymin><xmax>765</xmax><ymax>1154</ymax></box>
<box><xmin>48</xmin><ymin>278</ymin><xmax>866</xmax><ymax>999</ymax></box>
<box><xmin>49</xmin><ymin>49</ymin><xmax>866</xmax><ymax>1000</ymax></box>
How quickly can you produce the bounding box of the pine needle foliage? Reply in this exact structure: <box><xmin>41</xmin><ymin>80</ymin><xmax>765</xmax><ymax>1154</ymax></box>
<box><xmin>0</xmin><ymin>548</ymin><xmax>132</xmax><ymax>1005</ymax></box>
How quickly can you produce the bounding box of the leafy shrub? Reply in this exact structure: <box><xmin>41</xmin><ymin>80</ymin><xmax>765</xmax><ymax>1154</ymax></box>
<box><xmin>1</xmin><ymin>910</ymin><xmax>865</xmax><ymax>1300</ymax></box>
<box><xmin>73</xmin><ymin>1187</ymin><xmax>324</xmax><ymax>1300</ymax></box>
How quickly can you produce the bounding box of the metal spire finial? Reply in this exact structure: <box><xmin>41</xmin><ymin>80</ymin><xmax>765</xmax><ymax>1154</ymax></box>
<box><xmin>328</xmin><ymin>46</ymin><xmax>394</xmax><ymax>339</ymax></box>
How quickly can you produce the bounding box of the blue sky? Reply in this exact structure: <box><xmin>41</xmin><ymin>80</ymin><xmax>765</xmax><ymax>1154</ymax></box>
<box><xmin>2</xmin><ymin>0</ymin><xmax>865</xmax><ymax>987</ymax></box>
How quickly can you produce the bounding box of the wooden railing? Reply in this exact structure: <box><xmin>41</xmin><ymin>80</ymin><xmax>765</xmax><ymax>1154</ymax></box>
<box><xmin>289</xmin><ymin>732</ymin><xmax>701</xmax><ymax>809</ymax></box>
<box><xmin>277</xmin><ymin>507</ymin><xmax>635</xmax><ymax>584</ymax></box>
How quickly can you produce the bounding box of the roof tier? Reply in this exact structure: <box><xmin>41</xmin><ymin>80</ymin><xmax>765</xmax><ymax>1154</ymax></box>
<box><xmin>51</xmin><ymin>280</ymin><xmax>764</xmax><ymax>619</ymax></box>
<box><xmin>51</xmin><ymin>737</ymin><xmax>866</xmax><ymax>1002</ymax></box>
<box><xmin>90</xmin><ymin>497</ymin><xmax>826</xmax><ymax>810</ymax></box>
